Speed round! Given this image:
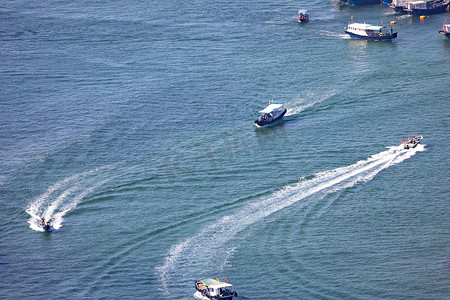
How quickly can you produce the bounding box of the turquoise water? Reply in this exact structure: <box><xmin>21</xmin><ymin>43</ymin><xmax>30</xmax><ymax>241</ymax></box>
<box><xmin>1</xmin><ymin>1</ymin><xmax>449</xmax><ymax>299</ymax></box>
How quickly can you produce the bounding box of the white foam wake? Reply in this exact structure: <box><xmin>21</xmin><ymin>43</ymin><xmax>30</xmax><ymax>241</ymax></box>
<box><xmin>156</xmin><ymin>144</ymin><xmax>426</xmax><ymax>295</ymax></box>
<box><xmin>285</xmin><ymin>89</ymin><xmax>342</xmax><ymax>117</ymax></box>
<box><xmin>25</xmin><ymin>166</ymin><xmax>111</xmax><ymax>231</ymax></box>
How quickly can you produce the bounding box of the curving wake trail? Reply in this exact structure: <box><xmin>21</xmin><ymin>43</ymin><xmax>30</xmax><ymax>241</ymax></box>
<box><xmin>156</xmin><ymin>144</ymin><xmax>426</xmax><ymax>296</ymax></box>
<box><xmin>25</xmin><ymin>166</ymin><xmax>111</xmax><ymax>231</ymax></box>
<box><xmin>285</xmin><ymin>87</ymin><xmax>347</xmax><ymax>117</ymax></box>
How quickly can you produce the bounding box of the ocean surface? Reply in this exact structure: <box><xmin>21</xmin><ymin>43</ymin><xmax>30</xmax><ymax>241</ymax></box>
<box><xmin>1</xmin><ymin>1</ymin><xmax>449</xmax><ymax>299</ymax></box>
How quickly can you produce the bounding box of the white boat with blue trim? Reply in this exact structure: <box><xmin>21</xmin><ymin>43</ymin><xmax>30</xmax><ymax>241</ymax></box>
<box><xmin>390</xmin><ymin>0</ymin><xmax>450</xmax><ymax>14</ymax></box>
<box><xmin>194</xmin><ymin>278</ymin><xmax>237</xmax><ymax>300</ymax></box>
<box><xmin>254</xmin><ymin>101</ymin><xmax>287</xmax><ymax>127</ymax></box>
<box><xmin>345</xmin><ymin>23</ymin><xmax>398</xmax><ymax>41</ymax></box>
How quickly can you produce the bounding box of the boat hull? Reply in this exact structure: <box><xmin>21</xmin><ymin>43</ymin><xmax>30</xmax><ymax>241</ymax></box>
<box><xmin>404</xmin><ymin>143</ymin><xmax>420</xmax><ymax>149</ymax></box>
<box><xmin>406</xmin><ymin>5</ymin><xmax>449</xmax><ymax>14</ymax></box>
<box><xmin>391</xmin><ymin>1</ymin><xmax>449</xmax><ymax>14</ymax></box>
<box><xmin>344</xmin><ymin>30</ymin><xmax>397</xmax><ymax>41</ymax></box>
<box><xmin>298</xmin><ymin>17</ymin><xmax>309</xmax><ymax>23</ymax></box>
<box><xmin>404</xmin><ymin>136</ymin><xmax>423</xmax><ymax>149</ymax></box>
<box><xmin>194</xmin><ymin>291</ymin><xmax>234</xmax><ymax>300</ymax></box>
<box><xmin>439</xmin><ymin>31</ymin><xmax>450</xmax><ymax>38</ymax></box>
<box><xmin>42</xmin><ymin>225</ymin><xmax>53</xmax><ymax>231</ymax></box>
<box><xmin>340</xmin><ymin>0</ymin><xmax>380</xmax><ymax>4</ymax></box>
<box><xmin>254</xmin><ymin>109</ymin><xmax>287</xmax><ymax>127</ymax></box>
<box><xmin>391</xmin><ymin>6</ymin><xmax>406</xmax><ymax>12</ymax></box>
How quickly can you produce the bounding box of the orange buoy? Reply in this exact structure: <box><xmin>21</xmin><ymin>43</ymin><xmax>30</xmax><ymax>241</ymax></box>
<box><xmin>420</xmin><ymin>15</ymin><xmax>426</xmax><ymax>20</ymax></box>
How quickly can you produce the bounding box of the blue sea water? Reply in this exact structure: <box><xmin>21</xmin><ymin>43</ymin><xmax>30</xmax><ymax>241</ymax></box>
<box><xmin>1</xmin><ymin>1</ymin><xmax>449</xmax><ymax>299</ymax></box>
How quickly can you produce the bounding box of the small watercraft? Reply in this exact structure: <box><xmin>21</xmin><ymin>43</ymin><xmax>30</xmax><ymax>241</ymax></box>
<box><xmin>254</xmin><ymin>101</ymin><xmax>287</xmax><ymax>127</ymax></box>
<box><xmin>40</xmin><ymin>218</ymin><xmax>53</xmax><ymax>231</ymax></box>
<box><xmin>297</xmin><ymin>9</ymin><xmax>309</xmax><ymax>23</ymax></box>
<box><xmin>42</xmin><ymin>224</ymin><xmax>53</xmax><ymax>231</ymax></box>
<box><xmin>402</xmin><ymin>135</ymin><xmax>423</xmax><ymax>149</ymax></box>
<box><xmin>194</xmin><ymin>278</ymin><xmax>237</xmax><ymax>300</ymax></box>
<box><xmin>439</xmin><ymin>23</ymin><xmax>450</xmax><ymax>38</ymax></box>
<box><xmin>345</xmin><ymin>23</ymin><xmax>398</xmax><ymax>41</ymax></box>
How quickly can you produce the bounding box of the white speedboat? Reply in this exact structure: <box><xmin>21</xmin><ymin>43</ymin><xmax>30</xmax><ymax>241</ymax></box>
<box><xmin>254</xmin><ymin>101</ymin><xmax>287</xmax><ymax>127</ymax></box>
<box><xmin>403</xmin><ymin>135</ymin><xmax>423</xmax><ymax>149</ymax></box>
<box><xmin>194</xmin><ymin>278</ymin><xmax>237</xmax><ymax>300</ymax></box>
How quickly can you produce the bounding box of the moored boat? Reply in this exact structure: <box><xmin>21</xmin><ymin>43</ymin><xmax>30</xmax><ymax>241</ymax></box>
<box><xmin>439</xmin><ymin>23</ymin><xmax>450</xmax><ymax>38</ymax></box>
<box><xmin>298</xmin><ymin>9</ymin><xmax>309</xmax><ymax>23</ymax></box>
<box><xmin>254</xmin><ymin>101</ymin><xmax>287</xmax><ymax>127</ymax></box>
<box><xmin>402</xmin><ymin>135</ymin><xmax>423</xmax><ymax>149</ymax></box>
<box><xmin>194</xmin><ymin>278</ymin><xmax>237</xmax><ymax>300</ymax></box>
<box><xmin>390</xmin><ymin>0</ymin><xmax>449</xmax><ymax>14</ymax></box>
<box><xmin>344</xmin><ymin>23</ymin><xmax>398</xmax><ymax>40</ymax></box>
<box><xmin>340</xmin><ymin>0</ymin><xmax>381</xmax><ymax>4</ymax></box>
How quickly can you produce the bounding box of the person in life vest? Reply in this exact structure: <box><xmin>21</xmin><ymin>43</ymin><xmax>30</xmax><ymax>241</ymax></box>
<box><xmin>41</xmin><ymin>217</ymin><xmax>46</xmax><ymax>227</ymax></box>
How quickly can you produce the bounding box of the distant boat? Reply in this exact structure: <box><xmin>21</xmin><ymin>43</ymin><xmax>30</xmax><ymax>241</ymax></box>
<box><xmin>390</xmin><ymin>0</ymin><xmax>450</xmax><ymax>14</ymax></box>
<box><xmin>382</xmin><ymin>0</ymin><xmax>393</xmax><ymax>4</ymax></box>
<box><xmin>402</xmin><ymin>135</ymin><xmax>423</xmax><ymax>149</ymax></box>
<box><xmin>298</xmin><ymin>9</ymin><xmax>309</xmax><ymax>23</ymax></box>
<box><xmin>345</xmin><ymin>23</ymin><xmax>398</xmax><ymax>40</ymax></box>
<box><xmin>340</xmin><ymin>0</ymin><xmax>381</xmax><ymax>4</ymax></box>
<box><xmin>42</xmin><ymin>223</ymin><xmax>54</xmax><ymax>231</ymax></box>
<box><xmin>439</xmin><ymin>22</ymin><xmax>450</xmax><ymax>38</ymax></box>
<box><xmin>254</xmin><ymin>101</ymin><xmax>287</xmax><ymax>127</ymax></box>
<box><xmin>194</xmin><ymin>278</ymin><xmax>237</xmax><ymax>300</ymax></box>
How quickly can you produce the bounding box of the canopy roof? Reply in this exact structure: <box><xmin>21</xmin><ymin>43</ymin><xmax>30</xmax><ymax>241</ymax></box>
<box><xmin>298</xmin><ymin>9</ymin><xmax>308</xmax><ymax>14</ymax></box>
<box><xmin>200</xmin><ymin>278</ymin><xmax>232</xmax><ymax>288</ymax></box>
<box><xmin>260</xmin><ymin>103</ymin><xmax>284</xmax><ymax>113</ymax></box>
<box><xmin>349</xmin><ymin>23</ymin><xmax>383</xmax><ymax>31</ymax></box>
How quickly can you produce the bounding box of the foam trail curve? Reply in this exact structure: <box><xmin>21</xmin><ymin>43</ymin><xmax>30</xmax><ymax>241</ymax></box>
<box><xmin>286</xmin><ymin>88</ymin><xmax>343</xmax><ymax>117</ymax></box>
<box><xmin>156</xmin><ymin>144</ymin><xmax>425</xmax><ymax>296</ymax></box>
<box><xmin>26</xmin><ymin>166</ymin><xmax>111</xmax><ymax>231</ymax></box>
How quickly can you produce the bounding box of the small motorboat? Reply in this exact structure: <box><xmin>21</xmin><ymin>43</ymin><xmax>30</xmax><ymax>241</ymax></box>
<box><xmin>194</xmin><ymin>278</ymin><xmax>237</xmax><ymax>300</ymax></box>
<box><xmin>345</xmin><ymin>23</ymin><xmax>398</xmax><ymax>41</ymax></box>
<box><xmin>42</xmin><ymin>224</ymin><xmax>53</xmax><ymax>231</ymax></box>
<box><xmin>298</xmin><ymin>9</ymin><xmax>309</xmax><ymax>23</ymax></box>
<box><xmin>403</xmin><ymin>135</ymin><xmax>423</xmax><ymax>149</ymax></box>
<box><xmin>41</xmin><ymin>218</ymin><xmax>54</xmax><ymax>231</ymax></box>
<box><xmin>254</xmin><ymin>101</ymin><xmax>287</xmax><ymax>127</ymax></box>
<box><xmin>439</xmin><ymin>23</ymin><xmax>450</xmax><ymax>38</ymax></box>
